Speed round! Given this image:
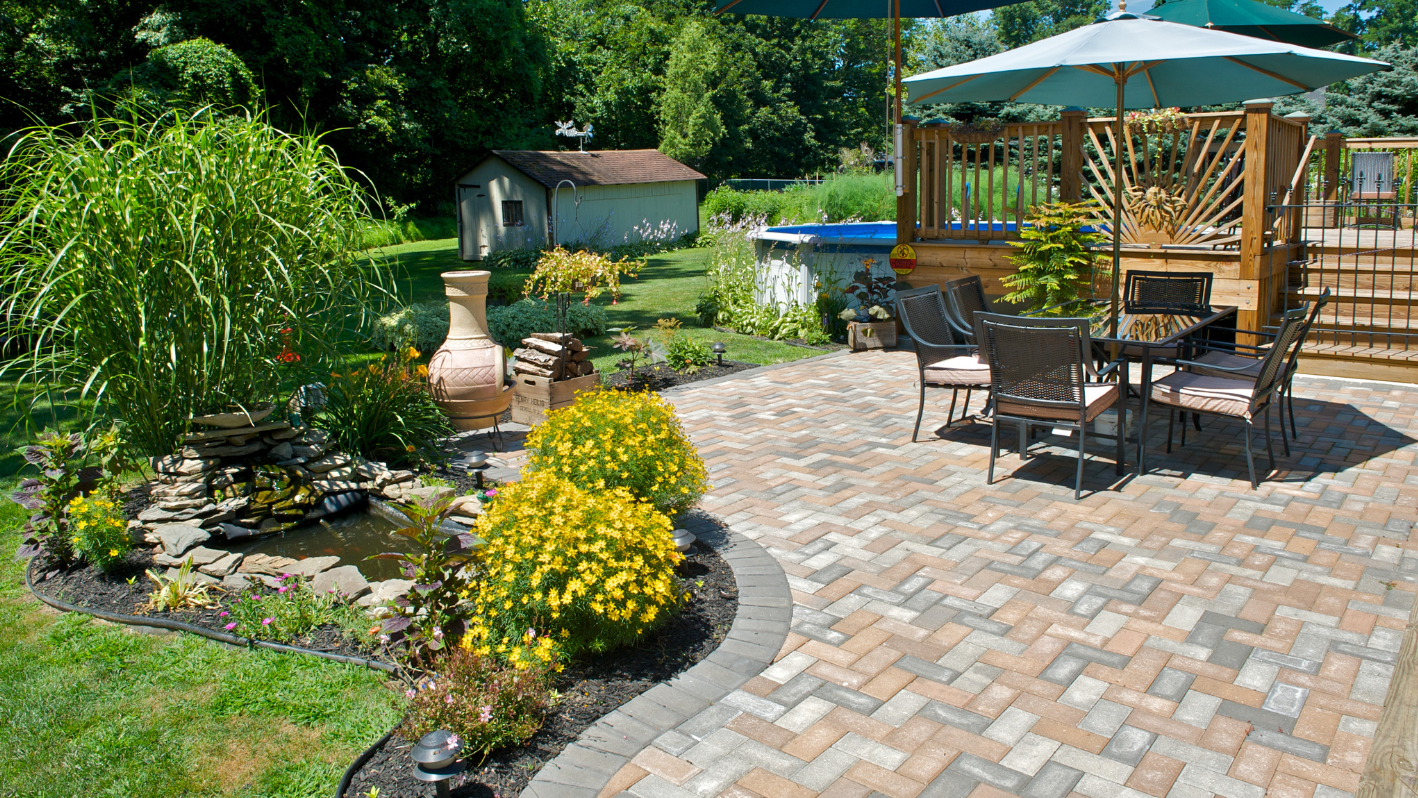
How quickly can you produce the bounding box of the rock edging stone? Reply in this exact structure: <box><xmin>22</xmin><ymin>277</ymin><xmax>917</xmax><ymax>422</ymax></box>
<box><xmin>518</xmin><ymin>511</ymin><xmax>792</xmax><ymax>798</ymax></box>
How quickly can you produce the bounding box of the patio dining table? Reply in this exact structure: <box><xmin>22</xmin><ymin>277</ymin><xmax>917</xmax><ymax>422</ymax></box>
<box><xmin>1066</xmin><ymin>301</ymin><xmax>1240</xmax><ymax>474</ymax></box>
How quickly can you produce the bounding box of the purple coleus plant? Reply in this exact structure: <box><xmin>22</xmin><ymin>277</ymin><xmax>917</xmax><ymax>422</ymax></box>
<box><xmin>12</xmin><ymin>431</ymin><xmax>85</xmax><ymax>577</ymax></box>
<box><xmin>368</xmin><ymin>495</ymin><xmax>479</xmax><ymax>670</ymax></box>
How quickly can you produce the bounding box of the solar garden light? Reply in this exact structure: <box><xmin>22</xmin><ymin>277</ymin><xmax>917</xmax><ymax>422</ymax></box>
<box><xmin>711</xmin><ymin>342</ymin><xmax>726</xmax><ymax>366</ymax></box>
<box><xmin>411</xmin><ymin>730</ymin><xmax>465</xmax><ymax>798</ymax></box>
<box><xmin>464</xmin><ymin>451</ymin><xmax>488</xmax><ymax>489</ymax></box>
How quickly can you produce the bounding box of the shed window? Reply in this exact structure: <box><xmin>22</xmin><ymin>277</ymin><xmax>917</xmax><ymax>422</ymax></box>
<box><xmin>501</xmin><ymin>200</ymin><xmax>525</xmax><ymax>227</ymax></box>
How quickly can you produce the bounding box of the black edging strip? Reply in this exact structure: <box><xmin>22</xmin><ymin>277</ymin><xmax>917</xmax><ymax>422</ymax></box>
<box><xmin>24</xmin><ymin>566</ymin><xmax>396</xmax><ymax>673</ymax></box>
<box><xmin>337</xmin><ymin>728</ymin><xmax>396</xmax><ymax>798</ymax></box>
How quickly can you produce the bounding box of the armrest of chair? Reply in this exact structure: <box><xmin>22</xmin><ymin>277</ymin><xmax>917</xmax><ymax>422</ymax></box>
<box><xmin>1172</xmin><ymin>357</ymin><xmax>1260</xmax><ymax>374</ymax></box>
<box><xmin>1096</xmin><ymin>358</ymin><xmax>1127</xmax><ymax>379</ymax></box>
<box><xmin>1202</xmin><ymin>325</ymin><xmax>1278</xmax><ymax>341</ymax></box>
<box><xmin>914</xmin><ymin>341</ymin><xmax>978</xmax><ymax>365</ymax></box>
<box><xmin>1188</xmin><ymin>340</ymin><xmax>1272</xmax><ymax>356</ymax></box>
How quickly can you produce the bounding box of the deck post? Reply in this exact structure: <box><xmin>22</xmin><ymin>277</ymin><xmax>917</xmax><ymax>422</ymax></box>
<box><xmin>1323</xmin><ymin>130</ymin><xmax>1344</xmax><ymax>203</ymax></box>
<box><xmin>1060</xmin><ymin>107</ymin><xmax>1085</xmax><ymax>203</ymax></box>
<box><xmin>898</xmin><ymin>117</ymin><xmax>918</xmax><ymax>245</ymax></box>
<box><xmin>1239</xmin><ymin>100</ymin><xmax>1274</xmax><ymax>344</ymax></box>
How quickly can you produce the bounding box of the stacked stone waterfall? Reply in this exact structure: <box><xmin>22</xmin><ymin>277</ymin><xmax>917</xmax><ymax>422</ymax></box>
<box><xmin>138</xmin><ymin>410</ymin><xmax>420</xmax><ymax>543</ymax></box>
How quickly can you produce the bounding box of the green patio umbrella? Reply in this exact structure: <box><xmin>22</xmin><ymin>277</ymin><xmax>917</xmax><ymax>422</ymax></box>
<box><xmin>902</xmin><ymin>6</ymin><xmax>1386</xmax><ymax>333</ymax></box>
<box><xmin>714</xmin><ymin>0</ymin><xmax>1032</xmax><ymax>196</ymax></box>
<box><xmin>1148</xmin><ymin>0</ymin><xmax>1357</xmax><ymax>50</ymax></box>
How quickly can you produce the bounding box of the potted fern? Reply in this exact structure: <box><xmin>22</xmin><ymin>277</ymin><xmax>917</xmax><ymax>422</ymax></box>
<box><xmin>1001</xmin><ymin>201</ymin><xmax>1109</xmax><ymax>317</ymax></box>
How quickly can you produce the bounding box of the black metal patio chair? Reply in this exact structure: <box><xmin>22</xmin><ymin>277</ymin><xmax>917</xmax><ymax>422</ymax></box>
<box><xmin>896</xmin><ymin>285</ymin><xmax>990</xmax><ymax>440</ymax></box>
<box><xmin>1187</xmin><ymin>289</ymin><xmax>1330</xmax><ymax>448</ymax></box>
<box><xmin>1139</xmin><ymin>304</ymin><xmax>1310</xmax><ymax>489</ymax></box>
<box><xmin>942</xmin><ymin>275</ymin><xmax>998</xmax><ymax>344</ymax></box>
<box><xmin>975</xmin><ymin>312</ymin><xmax>1127</xmax><ymax>500</ymax></box>
<box><xmin>1123</xmin><ymin>271</ymin><xmax>1214</xmax><ymax>316</ymax></box>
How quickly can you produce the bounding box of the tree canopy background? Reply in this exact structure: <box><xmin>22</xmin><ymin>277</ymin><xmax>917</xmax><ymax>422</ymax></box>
<box><xmin>1</xmin><ymin>0</ymin><xmax>1412</xmax><ymax>209</ymax></box>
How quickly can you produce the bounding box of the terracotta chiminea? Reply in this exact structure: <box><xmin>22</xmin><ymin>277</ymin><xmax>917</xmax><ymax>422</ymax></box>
<box><xmin>427</xmin><ymin>270</ymin><xmax>513</xmax><ymax>429</ymax></box>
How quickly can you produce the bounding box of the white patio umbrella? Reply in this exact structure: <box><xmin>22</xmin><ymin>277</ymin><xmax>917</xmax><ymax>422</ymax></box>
<box><xmin>902</xmin><ymin>5</ymin><xmax>1387</xmax><ymax>333</ymax></box>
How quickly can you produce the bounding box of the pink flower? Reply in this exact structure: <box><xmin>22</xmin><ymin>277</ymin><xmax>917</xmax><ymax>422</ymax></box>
<box><xmin>277</xmin><ymin>586</ymin><xmax>289</xmax><ymax>593</ymax></box>
<box><xmin>224</xmin><ymin>622</ymin><xmax>237</xmax><ymax>630</ymax></box>
<box><xmin>485</xmin><ymin>489</ymin><xmax>498</xmax><ymax>497</ymax></box>
<box><xmin>478</xmin><ymin>706</ymin><xmax>492</xmax><ymax>723</ymax></box>
<box><xmin>446</xmin><ymin>734</ymin><xmax>462</xmax><ymax>749</ymax></box>
<box><xmin>219</xmin><ymin>611</ymin><xmax>229</xmax><ymax>617</ymax></box>
<box><xmin>405</xmin><ymin>689</ymin><xmax>416</xmax><ymax>699</ymax></box>
<box><xmin>445</xmin><ymin>694</ymin><xmax>454</xmax><ymax>704</ymax></box>
<box><xmin>262</xmin><ymin>617</ymin><xmax>273</xmax><ymax>626</ymax></box>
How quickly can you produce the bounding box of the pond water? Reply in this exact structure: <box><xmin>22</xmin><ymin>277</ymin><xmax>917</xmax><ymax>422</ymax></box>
<box><xmin>227</xmin><ymin>509</ymin><xmax>409</xmax><ymax>582</ymax></box>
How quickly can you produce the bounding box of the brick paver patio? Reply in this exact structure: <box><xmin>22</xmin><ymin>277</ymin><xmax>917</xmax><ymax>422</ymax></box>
<box><xmin>602</xmin><ymin>349</ymin><xmax>1418</xmax><ymax>798</ymax></box>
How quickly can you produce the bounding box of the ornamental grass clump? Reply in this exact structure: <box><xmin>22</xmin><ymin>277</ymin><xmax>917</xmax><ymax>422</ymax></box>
<box><xmin>0</xmin><ymin>104</ymin><xmax>383</xmax><ymax>457</ymax></box>
<box><xmin>525</xmin><ymin>390</ymin><xmax>708</xmax><ymax>515</ymax></box>
<box><xmin>467</xmin><ymin>472</ymin><xmax>685</xmax><ymax>660</ymax></box>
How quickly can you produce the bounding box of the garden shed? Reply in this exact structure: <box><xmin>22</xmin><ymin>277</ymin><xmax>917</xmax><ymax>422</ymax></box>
<box><xmin>455</xmin><ymin>149</ymin><xmax>705</xmax><ymax>261</ymax></box>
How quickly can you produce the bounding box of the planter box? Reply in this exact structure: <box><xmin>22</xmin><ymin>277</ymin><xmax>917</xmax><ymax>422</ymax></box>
<box><xmin>510</xmin><ymin>373</ymin><xmax>600</xmax><ymax>427</ymax></box>
<box><xmin>848</xmin><ymin>320</ymin><xmax>897</xmax><ymax>351</ymax></box>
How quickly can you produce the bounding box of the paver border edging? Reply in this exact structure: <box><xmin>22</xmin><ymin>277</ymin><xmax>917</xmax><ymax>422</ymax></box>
<box><xmin>659</xmin><ymin>349</ymin><xmax>853</xmax><ymax>395</ymax></box>
<box><xmin>518</xmin><ymin>512</ymin><xmax>793</xmax><ymax>798</ymax></box>
<box><xmin>24</xmin><ymin>564</ymin><xmax>396</xmax><ymax>673</ymax></box>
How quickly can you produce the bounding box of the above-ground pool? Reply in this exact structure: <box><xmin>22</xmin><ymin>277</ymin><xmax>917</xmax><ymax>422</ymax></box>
<box><xmin>749</xmin><ymin>222</ymin><xmax>902</xmax><ymax>312</ymax></box>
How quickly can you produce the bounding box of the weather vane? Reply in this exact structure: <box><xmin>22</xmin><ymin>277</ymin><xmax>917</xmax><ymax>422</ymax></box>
<box><xmin>555</xmin><ymin>120</ymin><xmax>594</xmax><ymax>153</ymax></box>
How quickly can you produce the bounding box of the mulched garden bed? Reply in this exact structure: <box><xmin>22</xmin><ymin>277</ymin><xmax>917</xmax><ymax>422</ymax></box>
<box><xmin>27</xmin><ymin>547</ymin><xmax>387</xmax><ymax>664</ymax></box>
<box><xmin>341</xmin><ymin>541</ymin><xmax>738</xmax><ymax>798</ymax></box>
<box><xmin>601</xmin><ymin>360</ymin><xmax>758</xmax><ymax>391</ymax></box>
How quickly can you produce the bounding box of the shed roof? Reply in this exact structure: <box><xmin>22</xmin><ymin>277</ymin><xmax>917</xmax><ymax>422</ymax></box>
<box><xmin>488</xmin><ymin>149</ymin><xmax>705</xmax><ymax>188</ymax></box>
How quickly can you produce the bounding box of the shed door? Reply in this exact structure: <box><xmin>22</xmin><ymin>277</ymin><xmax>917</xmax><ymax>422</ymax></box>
<box><xmin>458</xmin><ymin>185</ymin><xmax>493</xmax><ymax>261</ymax></box>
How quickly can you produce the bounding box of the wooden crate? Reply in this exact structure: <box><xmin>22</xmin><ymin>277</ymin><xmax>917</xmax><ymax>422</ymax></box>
<box><xmin>848</xmin><ymin>320</ymin><xmax>897</xmax><ymax>351</ymax></box>
<box><xmin>510</xmin><ymin>372</ymin><xmax>600</xmax><ymax>427</ymax></box>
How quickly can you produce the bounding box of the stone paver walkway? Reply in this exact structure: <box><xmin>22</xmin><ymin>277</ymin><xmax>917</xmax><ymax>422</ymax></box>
<box><xmin>602</xmin><ymin>349</ymin><xmax>1418</xmax><ymax>798</ymax></box>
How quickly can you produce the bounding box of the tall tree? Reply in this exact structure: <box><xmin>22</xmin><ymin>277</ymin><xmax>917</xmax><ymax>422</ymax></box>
<box><xmin>657</xmin><ymin>19</ymin><xmax>727</xmax><ymax>169</ymax></box>
<box><xmin>994</xmin><ymin>0</ymin><xmax>1109</xmax><ymax>48</ymax></box>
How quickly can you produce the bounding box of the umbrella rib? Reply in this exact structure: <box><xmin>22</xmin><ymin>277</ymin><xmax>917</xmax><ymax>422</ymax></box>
<box><xmin>1222</xmin><ymin>57</ymin><xmax>1311</xmax><ymax>90</ymax></box>
<box><xmin>1143</xmin><ymin>68</ymin><xmax>1160</xmax><ymax>107</ymax></box>
<box><xmin>932</xmin><ymin>0</ymin><xmax>945</xmax><ymax>16</ymax></box>
<box><xmin>810</xmin><ymin>0</ymin><xmax>830</xmax><ymax>20</ymax></box>
<box><xmin>1123</xmin><ymin>60</ymin><xmax>1163</xmax><ymax>78</ymax></box>
<box><xmin>912</xmin><ymin>74</ymin><xmax>983</xmax><ymax>104</ymax></box>
<box><xmin>1072</xmin><ymin>64</ymin><xmax>1116</xmax><ymax>78</ymax></box>
<box><xmin>1008</xmin><ymin>67</ymin><xmax>1060</xmax><ymax>101</ymax></box>
<box><xmin>713</xmin><ymin>0</ymin><xmax>745</xmax><ymax>14</ymax></box>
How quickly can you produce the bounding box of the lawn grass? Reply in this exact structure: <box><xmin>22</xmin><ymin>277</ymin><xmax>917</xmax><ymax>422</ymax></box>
<box><xmin>376</xmin><ymin>238</ymin><xmax>824</xmax><ymax>376</ymax></box>
<box><xmin>0</xmin><ymin>488</ymin><xmax>403</xmax><ymax>798</ymax></box>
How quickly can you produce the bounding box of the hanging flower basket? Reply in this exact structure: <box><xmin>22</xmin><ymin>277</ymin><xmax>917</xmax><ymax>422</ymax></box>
<box><xmin>1125</xmin><ymin>108</ymin><xmax>1188</xmax><ymax>136</ymax></box>
<box><xmin>948</xmin><ymin>118</ymin><xmax>1006</xmax><ymax>144</ymax></box>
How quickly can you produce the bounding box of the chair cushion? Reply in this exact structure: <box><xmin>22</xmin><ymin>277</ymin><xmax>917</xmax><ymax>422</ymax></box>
<box><xmin>1190</xmin><ymin>350</ymin><xmax>1264</xmax><ymax>380</ymax></box>
<box><xmin>923</xmin><ymin>355</ymin><xmax>991</xmax><ymax>386</ymax></box>
<box><xmin>1150</xmin><ymin>371</ymin><xmax>1257</xmax><ymax>419</ymax></box>
<box><xmin>995</xmin><ymin>383</ymin><xmax>1118</xmax><ymax>423</ymax></box>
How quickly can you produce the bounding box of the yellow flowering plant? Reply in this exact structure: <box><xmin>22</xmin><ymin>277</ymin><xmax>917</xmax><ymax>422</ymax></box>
<box><xmin>466</xmin><ymin>472</ymin><xmax>685</xmax><ymax>661</ymax></box>
<box><xmin>67</xmin><ymin>494</ymin><xmax>133</xmax><ymax>572</ymax></box>
<box><xmin>525</xmin><ymin>390</ymin><xmax>709</xmax><ymax>515</ymax></box>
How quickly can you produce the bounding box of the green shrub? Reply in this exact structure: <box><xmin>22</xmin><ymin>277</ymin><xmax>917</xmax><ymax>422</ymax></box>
<box><xmin>487</xmin><ymin>299</ymin><xmax>607</xmax><ymax>348</ymax></box>
<box><xmin>1002</xmin><ymin>201</ymin><xmax>1108</xmax><ymax>315</ymax></box>
<box><xmin>314</xmin><ymin>349</ymin><xmax>453</xmax><ymax>467</ymax></box>
<box><xmin>10</xmin><ymin>431</ymin><xmax>85</xmax><ymax>570</ymax></box>
<box><xmin>468</xmin><ymin>471</ymin><xmax>685</xmax><ymax>658</ymax></box>
<box><xmin>67</xmin><ymin>494</ymin><xmax>133</xmax><ymax>573</ymax></box>
<box><xmin>666</xmin><ymin>336</ymin><xmax>713</xmax><ymax>372</ymax></box>
<box><xmin>0</xmin><ymin>105</ymin><xmax>381</xmax><ymax>457</ymax></box>
<box><xmin>371</xmin><ymin>302</ymin><xmax>450</xmax><ymax>353</ymax></box>
<box><xmin>222</xmin><ymin>573</ymin><xmax>363</xmax><ymax>643</ymax></box>
<box><xmin>699</xmin><ymin>217</ymin><xmax>830</xmax><ymax>345</ymax></box>
<box><xmin>360</xmin><ymin>215</ymin><xmax>459</xmax><ymax>250</ymax></box>
<box><xmin>525</xmin><ymin>390</ymin><xmax>708</xmax><ymax>515</ymax></box>
<box><xmin>402</xmin><ymin>647</ymin><xmax>556</xmax><ymax>759</ymax></box>
<box><xmin>485</xmin><ymin>248</ymin><xmax>543</xmax><ymax>270</ymax></box>
<box><xmin>703</xmin><ymin>175</ymin><xmax>899</xmax><ymax>225</ymax></box>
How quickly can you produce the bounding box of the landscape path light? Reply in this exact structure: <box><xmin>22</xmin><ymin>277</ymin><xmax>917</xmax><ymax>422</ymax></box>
<box><xmin>411</xmin><ymin>729</ymin><xmax>466</xmax><ymax>798</ymax></box>
<box><xmin>712</xmin><ymin>342</ymin><xmax>726</xmax><ymax>367</ymax></box>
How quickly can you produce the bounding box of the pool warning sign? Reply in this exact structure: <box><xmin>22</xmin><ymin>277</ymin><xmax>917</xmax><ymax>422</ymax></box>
<box><xmin>889</xmin><ymin>244</ymin><xmax>916</xmax><ymax>276</ymax></box>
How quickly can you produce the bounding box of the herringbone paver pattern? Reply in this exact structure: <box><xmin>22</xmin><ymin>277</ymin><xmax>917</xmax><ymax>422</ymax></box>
<box><xmin>605</xmin><ymin>350</ymin><xmax>1418</xmax><ymax>798</ymax></box>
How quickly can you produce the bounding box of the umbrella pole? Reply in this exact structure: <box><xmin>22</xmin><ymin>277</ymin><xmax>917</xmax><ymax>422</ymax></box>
<box><xmin>894</xmin><ymin>0</ymin><xmax>902</xmax><ymax>125</ymax></box>
<box><xmin>1110</xmin><ymin>69</ymin><xmax>1125</xmax><ymax>339</ymax></box>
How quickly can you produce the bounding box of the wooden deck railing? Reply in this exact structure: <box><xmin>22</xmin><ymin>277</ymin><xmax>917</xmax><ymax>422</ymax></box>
<box><xmin>900</xmin><ymin>103</ymin><xmax>1313</xmax><ymax>254</ymax></box>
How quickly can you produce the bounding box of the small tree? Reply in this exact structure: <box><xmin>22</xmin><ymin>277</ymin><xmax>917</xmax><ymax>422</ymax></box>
<box><xmin>657</xmin><ymin>19</ymin><xmax>726</xmax><ymax>170</ymax></box>
<box><xmin>1001</xmin><ymin>201</ymin><xmax>1108</xmax><ymax>315</ymax></box>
